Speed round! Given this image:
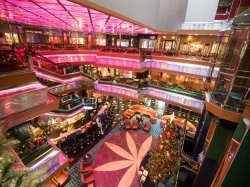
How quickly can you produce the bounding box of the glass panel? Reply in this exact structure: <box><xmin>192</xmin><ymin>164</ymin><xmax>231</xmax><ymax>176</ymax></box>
<box><xmin>212</xmin><ymin>29</ymin><xmax>250</xmax><ymax>111</ymax></box>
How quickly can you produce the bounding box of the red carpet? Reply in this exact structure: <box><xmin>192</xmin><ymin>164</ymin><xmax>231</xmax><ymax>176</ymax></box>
<box><xmin>93</xmin><ymin>131</ymin><xmax>157</xmax><ymax>187</ymax></box>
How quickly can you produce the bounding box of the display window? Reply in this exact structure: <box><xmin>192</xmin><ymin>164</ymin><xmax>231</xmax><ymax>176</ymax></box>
<box><xmin>163</xmin><ymin>40</ymin><xmax>175</xmax><ymax>50</ymax></box>
<box><xmin>117</xmin><ymin>39</ymin><xmax>129</xmax><ymax>47</ymax></box>
<box><xmin>139</xmin><ymin>39</ymin><xmax>156</xmax><ymax>49</ymax></box>
<box><xmin>49</xmin><ymin>36</ymin><xmax>61</xmax><ymax>43</ymax></box>
<box><xmin>96</xmin><ymin>38</ymin><xmax>106</xmax><ymax>46</ymax></box>
<box><xmin>5</xmin><ymin>33</ymin><xmax>19</xmax><ymax>44</ymax></box>
<box><xmin>26</xmin><ymin>30</ymin><xmax>45</xmax><ymax>43</ymax></box>
<box><xmin>69</xmin><ymin>37</ymin><xmax>85</xmax><ymax>44</ymax></box>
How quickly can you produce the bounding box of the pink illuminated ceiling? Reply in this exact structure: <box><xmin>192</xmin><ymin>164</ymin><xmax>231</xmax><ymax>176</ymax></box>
<box><xmin>0</xmin><ymin>0</ymin><xmax>157</xmax><ymax>34</ymax></box>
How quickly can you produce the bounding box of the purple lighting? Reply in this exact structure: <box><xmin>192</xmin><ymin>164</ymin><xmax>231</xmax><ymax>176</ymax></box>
<box><xmin>0</xmin><ymin>0</ymin><xmax>157</xmax><ymax>34</ymax></box>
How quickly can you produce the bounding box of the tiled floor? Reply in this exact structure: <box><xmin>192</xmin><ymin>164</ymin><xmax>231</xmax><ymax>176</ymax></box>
<box><xmin>65</xmin><ymin>117</ymin><xmax>163</xmax><ymax>187</ymax></box>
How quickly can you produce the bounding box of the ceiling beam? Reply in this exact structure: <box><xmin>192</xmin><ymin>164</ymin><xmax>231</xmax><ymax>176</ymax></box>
<box><xmin>87</xmin><ymin>8</ymin><xmax>94</xmax><ymax>32</ymax></box>
<box><xmin>114</xmin><ymin>21</ymin><xmax>124</xmax><ymax>32</ymax></box>
<box><xmin>56</xmin><ymin>0</ymin><xmax>87</xmax><ymax>32</ymax></box>
<box><xmin>28</xmin><ymin>0</ymin><xmax>72</xmax><ymax>27</ymax></box>
<box><xmin>3</xmin><ymin>0</ymin><xmax>50</xmax><ymax>23</ymax></box>
<box><xmin>101</xmin><ymin>15</ymin><xmax>110</xmax><ymax>33</ymax></box>
<box><xmin>1</xmin><ymin>8</ymin><xmax>44</xmax><ymax>25</ymax></box>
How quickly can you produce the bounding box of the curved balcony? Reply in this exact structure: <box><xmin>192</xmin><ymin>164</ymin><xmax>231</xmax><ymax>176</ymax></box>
<box><xmin>37</xmin><ymin>50</ymin><xmax>219</xmax><ymax>78</ymax></box>
<box><xmin>205</xmin><ymin>92</ymin><xmax>242</xmax><ymax>123</ymax></box>
<box><xmin>142</xmin><ymin>87</ymin><xmax>204</xmax><ymax>112</ymax></box>
<box><xmin>96</xmin><ymin>82</ymin><xmax>141</xmax><ymax>101</ymax></box>
<box><xmin>143</xmin><ymin>60</ymin><xmax>219</xmax><ymax>78</ymax></box>
<box><xmin>95</xmin><ymin>81</ymin><xmax>204</xmax><ymax>113</ymax></box>
<box><xmin>147</xmin><ymin>83</ymin><xmax>204</xmax><ymax>100</ymax></box>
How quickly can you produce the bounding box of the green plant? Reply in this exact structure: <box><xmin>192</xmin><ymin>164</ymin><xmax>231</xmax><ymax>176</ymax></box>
<box><xmin>0</xmin><ymin>133</ymin><xmax>46</xmax><ymax>187</ymax></box>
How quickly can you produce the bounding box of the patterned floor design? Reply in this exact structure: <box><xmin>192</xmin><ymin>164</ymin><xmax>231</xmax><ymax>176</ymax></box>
<box><xmin>65</xmin><ymin>117</ymin><xmax>163</xmax><ymax>187</ymax></box>
<box><xmin>93</xmin><ymin>131</ymin><xmax>157</xmax><ymax>187</ymax></box>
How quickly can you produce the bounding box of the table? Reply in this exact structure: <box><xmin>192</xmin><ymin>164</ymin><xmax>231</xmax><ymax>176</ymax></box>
<box><xmin>82</xmin><ymin>153</ymin><xmax>93</xmax><ymax>162</ymax></box>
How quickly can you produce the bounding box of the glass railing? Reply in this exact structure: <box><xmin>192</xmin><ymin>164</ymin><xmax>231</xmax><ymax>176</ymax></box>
<box><xmin>147</xmin><ymin>83</ymin><xmax>204</xmax><ymax>100</ymax></box>
<box><xmin>96</xmin><ymin>81</ymin><xmax>204</xmax><ymax>111</ymax></box>
<box><xmin>57</xmin><ymin>98</ymin><xmax>83</xmax><ymax>112</ymax></box>
<box><xmin>98</xmin><ymin>79</ymin><xmax>204</xmax><ymax>100</ymax></box>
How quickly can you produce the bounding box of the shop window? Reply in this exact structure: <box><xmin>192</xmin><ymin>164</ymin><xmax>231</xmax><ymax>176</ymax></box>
<box><xmin>182</xmin><ymin>42</ymin><xmax>188</xmax><ymax>51</ymax></box>
<box><xmin>204</xmin><ymin>43</ymin><xmax>210</xmax><ymax>53</ymax></box>
<box><xmin>50</xmin><ymin>36</ymin><xmax>60</xmax><ymax>43</ymax></box>
<box><xmin>111</xmin><ymin>37</ymin><xmax>115</xmax><ymax>46</ymax></box>
<box><xmin>117</xmin><ymin>39</ymin><xmax>129</xmax><ymax>47</ymax></box>
<box><xmin>189</xmin><ymin>42</ymin><xmax>203</xmax><ymax>52</ymax></box>
<box><xmin>96</xmin><ymin>39</ymin><xmax>106</xmax><ymax>46</ymax></box>
<box><xmin>26</xmin><ymin>31</ymin><xmax>45</xmax><ymax>43</ymax></box>
<box><xmin>69</xmin><ymin>37</ymin><xmax>85</xmax><ymax>44</ymax></box>
<box><xmin>5</xmin><ymin>33</ymin><xmax>19</xmax><ymax>44</ymax></box>
<box><xmin>148</xmin><ymin>40</ymin><xmax>156</xmax><ymax>48</ymax></box>
<box><xmin>163</xmin><ymin>40</ymin><xmax>175</xmax><ymax>50</ymax></box>
<box><xmin>139</xmin><ymin>39</ymin><xmax>156</xmax><ymax>49</ymax></box>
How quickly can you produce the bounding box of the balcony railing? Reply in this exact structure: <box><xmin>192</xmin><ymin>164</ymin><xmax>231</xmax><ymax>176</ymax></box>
<box><xmin>96</xmin><ymin>82</ymin><xmax>204</xmax><ymax>112</ymax></box>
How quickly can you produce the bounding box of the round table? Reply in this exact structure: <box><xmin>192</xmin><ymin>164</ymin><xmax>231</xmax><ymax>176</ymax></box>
<box><xmin>82</xmin><ymin>153</ymin><xmax>93</xmax><ymax>162</ymax></box>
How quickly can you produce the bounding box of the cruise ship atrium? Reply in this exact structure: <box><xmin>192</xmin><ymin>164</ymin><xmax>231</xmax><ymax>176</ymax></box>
<box><xmin>0</xmin><ymin>0</ymin><xmax>249</xmax><ymax>187</ymax></box>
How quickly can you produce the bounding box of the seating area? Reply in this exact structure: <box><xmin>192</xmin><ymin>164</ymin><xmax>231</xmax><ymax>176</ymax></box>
<box><xmin>143</xmin><ymin>121</ymin><xmax>152</xmax><ymax>132</ymax></box>
<box><xmin>80</xmin><ymin>161</ymin><xmax>95</xmax><ymax>187</ymax></box>
<box><xmin>57</xmin><ymin>106</ymin><xmax>116</xmax><ymax>157</ymax></box>
<box><xmin>124</xmin><ymin>117</ymin><xmax>152</xmax><ymax>132</ymax></box>
<box><xmin>49</xmin><ymin>170</ymin><xmax>69</xmax><ymax>187</ymax></box>
<box><xmin>123</xmin><ymin>105</ymin><xmax>157</xmax><ymax>121</ymax></box>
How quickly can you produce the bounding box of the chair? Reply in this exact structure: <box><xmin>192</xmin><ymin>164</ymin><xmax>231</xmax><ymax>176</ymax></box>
<box><xmin>136</xmin><ymin>115</ymin><xmax>143</xmax><ymax>122</ymax></box>
<box><xmin>132</xmin><ymin>119</ymin><xmax>139</xmax><ymax>130</ymax></box>
<box><xmin>60</xmin><ymin>139</ymin><xmax>74</xmax><ymax>157</ymax></box>
<box><xmin>87</xmin><ymin>125</ymin><xmax>98</xmax><ymax>141</ymax></box>
<box><xmin>53</xmin><ymin>170</ymin><xmax>69</xmax><ymax>187</ymax></box>
<box><xmin>124</xmin><ymin>119</ymin><xmax>131</xmax><ymax>130</ymax></box>
<box><xmin>49</xmin><ymin>178</ymin><xmax>59</xmax><ymax>187</ymax></box>
<box><xmin>80</xmin><ymin>161</ymin><xmax>93</xmax><ymax>173</ymax></box>
<box><xmin>143</xmin><ymin>121</ymin><xmax>151</xmax><ymax>132</ymax></box>
<box><xmin>80</xmin><ymin>171</ymin><xmax>95</xmax><ymax>187</ymax></box>
<box><xmin>75</xmin><ymin>132</ymin><xmax>88</xmax><ymax>149</ymax></box>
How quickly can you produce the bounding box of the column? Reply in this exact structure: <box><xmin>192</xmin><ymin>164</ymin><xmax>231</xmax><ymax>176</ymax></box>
<box><xmin>87</xmin><ymin>33</ymin><xmax>92</xmax><ymax>48</ymax></box>
<box><xmin>193</xmin><ymin>111</ymin><xmax>212</xmax><ymax>158</ymax></box>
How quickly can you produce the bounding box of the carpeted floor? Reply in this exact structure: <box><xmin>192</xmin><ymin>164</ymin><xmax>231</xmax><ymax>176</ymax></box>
<box><xmin>65</xmin><ymin>117</ymin><xmax>163</xmax><ymax>187</ymax></box>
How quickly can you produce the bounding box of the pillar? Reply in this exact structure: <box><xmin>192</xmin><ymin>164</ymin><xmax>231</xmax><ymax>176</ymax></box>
<box><xmin>63</xmin><ymin>68</ymin><xmax>67</xmax><ymax>75</ymax></box>
<box><xmin>193</xmin><ymin>111</ymin><xmax>212</xmax><ymax>158</ymax></box>
<box><xmin>28</xmin><ymin>55</ymin><xmax>34</xmax><ymax>71</ymax></box>
<box><xmin>87</xmin><ymin>33</ymin><xmax>92</xmax><ymax>48</ymax></box>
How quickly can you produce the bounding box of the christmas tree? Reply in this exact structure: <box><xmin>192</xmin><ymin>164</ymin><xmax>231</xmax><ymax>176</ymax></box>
<box><xmin>0</xmin><ymin>132</ymin><xmax>44</xmax><ymax>187</ymax></box>
<box><xmin>146</xmin><ymin>114</ymin><xmax>179</xmax><ymax>181</ymax></box>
